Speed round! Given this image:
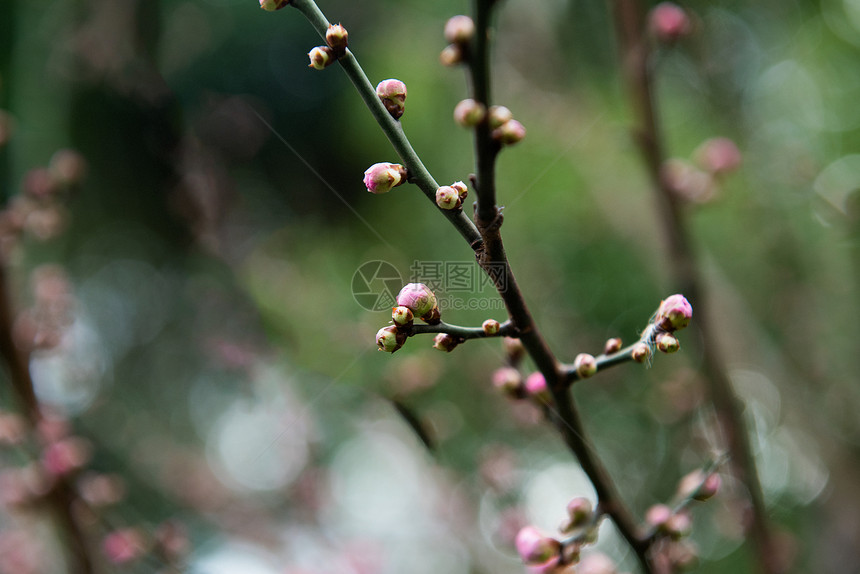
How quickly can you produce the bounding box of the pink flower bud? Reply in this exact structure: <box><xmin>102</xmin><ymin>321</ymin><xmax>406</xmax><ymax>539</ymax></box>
<box><xmin>396</xmin><ymin>283</ymin><xmax>437</xmax><ymax>317</ymax></box>
<box><xmin>492</xmin><ymin>119</ymin><xmax>526</xmax><ymax>145</ymax></box>
<box><xmin>488</xmin><ymin>105</ymin><xmax>514</xmax><ymax>129</ymax></box>
<box><xmin>574</xmin><ymin>353</ymin><xmax>597</xmax><ymax>378</ymax></box>
<box><xmin>363</xmin><ymin>162</ymin><xmax>407</xmax><ymax>194</ymax></box>
<box><xmin>649</xmin><ymin>3</ymin><xmax>691</xmax><ymax>43</ymax></box>
<box><xmin>445</xmin><ymin>15</ymin><xmax>476</xmax><ymax>44</ymax></box>
<box><xmin>694</xmin><ymin>137</ymin><xmax>742</xmax><ymax>175</ymax></box>
<box><xmin>515</xmin><ymin>526</ymin><xmax>561</xmax><ymax>566</ymax></box>
<box><xmin>376</xmin><ymin>79</ymin><xmax>407</xmax><ymax>120</ymax></box>
<box><xmin>439</xmin><ymin>44</ymin><xmax>463</xmax><ymax>66</ymax></box>
<box><xmin>376</xmin><ymin>326</ymin><xmax>405</xmax><ymax>353</ymax></box>
<box><xmin>392</xmin><ymin>306</ymin><xmax>414</xmax><ymax>326</ymax></box>
<box><xmin>482</xmin><ymin>319</ymin><xmax>500</xmax><ymax>335</ymax></box>
<box><xmin>655</xmin><ymin>332</ymin><xmax>680</xmax><ymax>354</ymax></box>
<box><xmin>102</xmin><ymin>529</ymin><xmax>146</xmax><ymax>564</ymax></box>
<box><xmin>646</xmin><ymin>504</ymin><xmax>673</xmax><ymax>529</ymax></box>
<box><xmin>525</xmin><ymin>372</ymin><xmax>551</xmax><ymax>402</ymax></box>
<box><xmin>560</xmin><ymin>497</ymin><xmax>593</xmax><ymax>533</ymax></box>
<box><xmin>451</xmin><ymin>181</ymin><xmax>469</xmax><ymax>200</ymax></box>
<box><xmin>308</xmin><ymin>46</ymin><xmax>335</xmax><ymax>70</ymax></box>
<box><xmin>504</xmin><ymin>337</ymin><xmax>525</xmax><ymax>361</ymax></box>
<box><xmin>492</xmin><ymin>367</ymin><xmax>522</xmax><ymax>395</ymax></box>
<box><xmin>454</xmin><ymin>99</ymin><xmax>486</xmax><ymax>127</ymax></box>
<box><xmin>435</xmin><ymin>186</ymin><xmax>461</xmax><ymax>210</ymax></box>
<box><xmin>656</xmin><ymin>294</ymin><xmax>693</xmax><ymax>332</ymax></box>
<box><xmin>49</xmin><ymin>149</ymin><xmax>87</xmax><ymax>186</ymax></box>
<box><xmin>259</xmin><ymin>0</ymin><xmax>290</xmax><ymax>11</ymax></box>
<box><xmin>432</xmin><ymin>333</ymin><xmax>460</xmax><ymax>352</ymax></box>
<box><xmin>631</xmin><ymin>342</ymin><xmax>652</xmax><ymax>363</ymax></box>
<box><xmin>661</xmin><ymin>158</ymin><xmax>714</xmax><ymax>203</ymax></box>
<box><xmin>41</xmin><ymin>437</ymin><xmax>92</xmax><ymax>476</ymax></box>
<box><xmin>677</xmin><ymin>470</ymin><xmax>721</xmax><ymax>501</ymax></box>
<box><xmin>603</xmin><ymin>337</ymin><xmax>622</xmax><ymax>355</ymax></box>
<box><xmin>578</xmin><ymin>552</ymin><xmax>618</xmax><ymax>574</ymax></box>
<box><xmin>326</xmin><ymin>23</ymin><xmax>349</xmax><ymax>50</ymax></box>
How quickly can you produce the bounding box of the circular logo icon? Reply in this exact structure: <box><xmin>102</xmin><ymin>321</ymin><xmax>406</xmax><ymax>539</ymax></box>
<box><xmin>351</xmin><ymin>260</ymin><xmax>402</xmax><ymax>311</ymax></box>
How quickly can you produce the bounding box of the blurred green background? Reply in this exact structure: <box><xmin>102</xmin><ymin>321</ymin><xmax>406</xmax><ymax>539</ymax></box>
<box><xmin>1</xmin><ymin>0</ymin><xmax>859</xmax><ymax>572</ymax></box>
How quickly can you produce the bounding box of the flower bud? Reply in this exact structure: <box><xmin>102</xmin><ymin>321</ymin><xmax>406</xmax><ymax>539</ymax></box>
<box><xmin>632</xmin><ymin>342</ymin><xmax>652</xmax><ymax>363</ymax></box>
<box><xmin>363</xmin><ymin>162</ymin><xmax>407</xmax><ymax>194</ymax></box>
<box><xmin>492</xmin><ymin>366</ymin><xmax>522</xmax><ymax>395</ymax></box>
<box><xmin>49</xmin><ymin>149</ymin><xmax>87</xmax><ymax>186</ymax></box>
<box><xmin>525</xmin><ymin>372</ymin><xmax>551</xmax><ymax>402</ymax></box>
<box><xmin>655</xmin><ymin>332</ymin><xmax>680</xmax><ymax>354</ymax></box>
<box><xmin>574</xmin><ymin>353</ymin><xmax>597</xmax><ymax>379</ymax></box>
<box><xmin>603</xmin><ymin>337</ymin><xmax>622</xmax><ymax>355</ymax></box>
<box><xmin>504</xmin><ymin>337</ymin><xmax>525</xmax><ymax>361</ymax></box>
<box><xmin>444</xmin><ymin>15</ymin><xmax>475</xmax><ymax>45</ymax></box>
<box><xmin>41</xmin><ymin>436</ymin><xmax>92</xmax><ymax>476</ymax></box>
<box><xmin>376</xmin><ymin>79</ymin><xmax>407</xmax><ymax>120</ymax></box>
<box><xmin>432</xmin><ymin>333</ymin><xmax>460</xmax><ymax>352</ymax></box>
<box><xmin>259</xmin><ymin>0</ymin><xmax>290</xmax><ymax>11</ymax></box>
<box><xmin>421</xmin><ymin>304</ymin><xmax>442</xmax><ymax>325</ymax></box>
<box><xmin>492</xmin><ymin>119</ymin><xmax>526</xmax><ymax>145</ymax></box>
<box><xmin>677</xmin><ymin>470</ymin><xmax>721</xmax><ymax>501</ymax></box>
<box><xmin>396</xmin><ymin>283</ymin><xmax>437</xmax><ymax>317</ymax></box>
<box><xmin>559</xmin><ymin>497</ymin><xmax>593</xmax><ymax>533</ymax></box>
<box><xmin>515</xmin><ymin>526</ymin><xmax>561</xmax><ymax>566</ymax></box>
<box><xmin>326</xmin><ymin>23</ymin><xmax>349</xmax><ymax>50</ymax></box>
<box><xmin>376</xmin><ymin>325</ymin><xmax>405</xmax><ymax>353</ymax></box>
<box><xmin>451</xmin><ymin>180</ymin><xmax>469</xmax><ymax>201</ymax></box>
<box><xmin>488</xmin><ymin>105</ymin><xmax>514</xmax><ymax>129</ymax></box>
<box><xmin>439</xmin><ymin>44</ymin><xmax>463</xmax><ymax>66</ymax></box>
<box><xmin>666</xmin><ymin>511</ymin><xmax>693</xmax><ymax>539</ymax></box>
<box><xmin>649</xmin><ymin>2</ymin><xmax>691</xmax><ymax>43</ymax></box>
<box><xmin>454</xmin><ymin>99</ymin><xmax>486</xmax><ymax>127</ymax></box>
<box><xmin>645</xmin><ymin>504</ymin><xmax>673</xmax><ymax>529</ymax></box>
<box><xmin>102</xmin><ymin>528</ymin><xmax>146</xmax><ymax>564</ymax></box>
<box><xmin>482</xmin><ymin>319</ymin><xmax>500</xmax><ymax>335</ymax></box>
<box><xmin>392</xmin><ymin>305</ymin><xmax>414</xmax><ymax>326</ymax></box>
<box><xmin>435</xmin><ymin>185</ymin><xmax>461</xmax><ymax>210</ymax></box>
<box><xmin>694</xmin><ymin>137</ymin><xmax>742</xmax><ymax>175</ymax></box>
<box><xmin>661</xmin><ymin>158</ymin><xmax>714</xmax><ymax>203</ymax></box>
<box><xmin>308</xmin><ymin>46</ymin><xmax>335</xmax><ymax>70</ymax></box>
<box><xmin>656</xmin><ymin>294</ymin><xmax>693</xmax><ymax>332</ymax></box>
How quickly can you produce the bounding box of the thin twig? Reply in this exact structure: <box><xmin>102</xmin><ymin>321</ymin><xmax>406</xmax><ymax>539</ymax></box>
<box><xmin>607</xmin><ymin>1</ymin><xmax>779</xmax><ymax>572</ymax></box>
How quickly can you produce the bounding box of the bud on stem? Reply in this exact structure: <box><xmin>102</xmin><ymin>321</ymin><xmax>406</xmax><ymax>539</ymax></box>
<box><xmin>376</xmin><ymin>79</ymin><xmax>408</xmax><ymax>120</ymax></box>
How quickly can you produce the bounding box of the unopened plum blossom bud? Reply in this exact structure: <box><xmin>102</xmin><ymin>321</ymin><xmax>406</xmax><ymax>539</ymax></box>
<box><xmin>454</xmin><ymin>99</ymin><xmax>486</xmax><ymax>127</ymax></box>
<box><xmin>649</xmin><ymin>2</ymin><xmax>691</xmax><ymax>43</ymax></box>
<box><xmin>655</xmin><ymin>332</ymin><xmax>680</xmax><ymax>354</ymax></box>
<box><xmin>444</xmin><ymin>15</ymin><xmax>475</xmax><ymax>45</ymax></box>
<box><xmin>422</xmin><ymin>304</ymin><xmax>441</xmax><ymax>325</ymax></box>
<box><xmin>515</xmin><ymin>526</ymin><xmax>561</xmax><ymax>566</ymax></box>
<box><xmin>492</xmin><ymin>119</ymin><xmax>526</xmax><ymax>145</ymax></box>
<box><xmin>646</xmin><ymin>504</ymin><xmax>673</xmax><ymax>529</ymax></box>
<box><xmin>694</xmin><ymin>137</ymin><xmax>742</xmax><ymax>175</ymax></box>
<box><xmin>392</xmin><ymin>306</ymin><xmax>414</xmax><ymax>326</ymax></box>
<box><xmin>376</xmin><ymin>326</ymin><xmax>405</xmax><ymax>353</ymax></box>
<box><xmin>662</xmin><ymin>158</ymin><xmax>714</xmax><ymax>203</ymax></box>
<box><xmin>41</xmin><ymin>436</ymin><xmax>92</xmax><ymax>476</ymax></box>
<box><xmin>376</xmin><ymin>79</ymin><xmax>407</xmax><ymax>120</ymax></box>
<box><xmin>49</xmin><ymin>149</ymin><xmax>87</xmax><ymax>186</ymax></box>
<box><xmin>451</xmin><ymin>181</ymin><xmax>469</xmax><ymax>200</ymax></box>
<box><xmin>492</xmin><ymin>367</ymin><xmax>522</xmax><ymax>395</ymax></box>
<box><xmin>397</xmin><ymin>283</ymin><xmax>437</xmax><ymax>317</ymax></box>
<box><xmin>363</xmin><ymin>162</ymin><xmax>407</xmax><ymax>194</ymax></box>
<box><xmin>656</xmin><ymin>294</ymin><xmax>693</xmax><ymax>332</ymax></box>
<box><xmin>666</xmin><ymin>511</ymin><xmax>693</xmax><ymax>539</ymax></box>
<box><xmin>525</xmin><ymin>372</ymin><xmax>551</xmax><ymax>402</ymax></box>
<box><xmin>440</xmin><ymin>44</ymin><xmax>463</xmax><ymax>66</ymax></box>
<box><xmin>436</xmin><ymin>185</ymin><xmax>461</xmax><ymax>210</ymax></box>
<box><xmin>308</xmin><ymin>46</ymin><xmax>335</xmax><ymax>70</ymax></box>
<box><xmin>578</xmin><ymin>552</ymin><xmax>618</xmax><ymax>574</ymax></box>
<box><xmin>482</xmin><ymin>319</ymin><xmax>500</xmax><ymax>335</ymax></box>
<box><xmin>259</xmin><ymin>0</ymin><xmax>290</xmax><ymax>11</ymax></box>
<box><xmin>433</xmin><ymin>333</ymin><xmax>460</xmax><ymax>352</ymax></box>
<box><xmin>102</xmin><ymin>529</ymin><xmax>146</xmax><ymax>564</ymax></box>
<box><xmin>603</xmin><ymin>337</ymin><xmax>622</xmax><ymax>355</ymax></box>
<box><xmin>574</xmin><ymin>353</ymin><xmax>597</xmax><ymax>378</ymax></box>
<box><xmin>325</xmin><ymin>24</ymin><xmax>349</xmax><ymax>50</ymax></box>
<box><xmin>488</xmin><ymin>105</ymin><xmax>514</xmax><ymax>129</ymax></box>
<box><xmin>677</xmin><ymin>470</ymin><xmax>721</xmax><ymax>501</ymax></box>
<box><xmin>504</xmin><ymin>337</ymin><xmax>525</xmax><ymax>361</ymax></box>
<box><xmin>560</xmin><ymin>497</ymin><xmax>593</xmax><ymax>533</ymax></box>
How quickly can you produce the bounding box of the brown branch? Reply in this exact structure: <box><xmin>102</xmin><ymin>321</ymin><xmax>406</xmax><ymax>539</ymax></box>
<box><xmin>0</xmin><ymin>265</ymin><xmax>95</xmax><ymax>574</ymax></box>
<box><xmin>607</xmin><ymin>2</ymin><xmax>780</xmax><ymax>572</ymax></box>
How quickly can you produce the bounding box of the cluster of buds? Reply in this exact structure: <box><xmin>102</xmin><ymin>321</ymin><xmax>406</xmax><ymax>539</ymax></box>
<box><xmin>489</xmin><ymin>105</ymin><xmax>526</xmax><ymax>146</ymax></box>
<box><xmin>307</xmin><ymin>23</ymin><xmax>349</xmax><ymax>70</ymax></box>
<box><xmin>376</xmin><ymin>283</ymin><xmax>442</xmax><ymax>353</ymax></box>
<box><xmin>648</xmin><ymin>294</ymin><xmax>693</xmax><ymax>356</ymax></box>
<box><xmin>435</xmin><ymin>181</ymin><xmax>469</xmax><ymax>210</ymax></box>
<box><xmin>515</xmin><ymin>497</ymin><xmax>605</xmax><ymax>572</ymax></box>
<box><xmin>662</xmin><ymin>138</ymin><xmax>741</xmax><ymax>203</ymax></box>
<box><xmin>102</xmin><ymin>520</ymin><xmax>189</xmax><ymax>566</ymax></box>
<box><xmin>439</xmin><ymin>15</ymin><xmax>475</xmax><ymax>66</ymax></box>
